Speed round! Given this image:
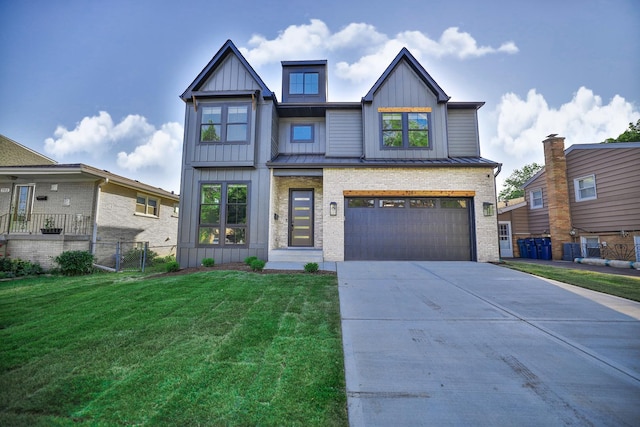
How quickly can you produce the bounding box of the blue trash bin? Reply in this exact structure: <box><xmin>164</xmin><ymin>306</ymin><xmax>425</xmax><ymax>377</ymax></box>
<box><xmin>541</xmin><ymin>238</ymin><xmax>552</xmax><ymax>260</ymax></box>
<box><xmin>517</xmin><ymin>239</ymin><xmax>528</xmax><ymax>258</ymax></box>
<box><xmin>527</xmin><ymin>238</ymin><xmax>538</xmax><ymax>259</ymax></box>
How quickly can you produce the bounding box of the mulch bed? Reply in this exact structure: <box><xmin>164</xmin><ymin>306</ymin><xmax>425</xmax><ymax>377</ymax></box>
<box><xmin>160</xmin><ymin>262</ymin><xmax>336</xmax><ymax>277</ymax></box>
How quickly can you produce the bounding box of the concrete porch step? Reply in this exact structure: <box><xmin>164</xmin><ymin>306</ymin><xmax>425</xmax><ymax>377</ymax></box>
<box><xmin>268</xmin><ymin>248</ymin><xmax>323</xmax><ymax>263</ymax></box>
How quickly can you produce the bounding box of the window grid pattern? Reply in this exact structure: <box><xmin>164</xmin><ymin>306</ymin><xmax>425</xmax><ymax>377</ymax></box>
<box><xmin>381</xmin><ymin>112</ymin><xmax>430</xmax><ymax>148</ymax></box>
<box><xmin>198</xmin><ymin>183</ymin><xmax>248</xmax><ymax>246</ymax></box>
<box><xmin>200</xmin><ymin>104</ymin><xmax>249</xmax><ymax>143</ymax></box>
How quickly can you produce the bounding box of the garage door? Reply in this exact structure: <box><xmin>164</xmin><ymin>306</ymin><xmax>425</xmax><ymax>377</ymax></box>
<box><xmin>344</xmin><ymin>197</ymin><xmax>473</xmax><ymax>261</ymax></box>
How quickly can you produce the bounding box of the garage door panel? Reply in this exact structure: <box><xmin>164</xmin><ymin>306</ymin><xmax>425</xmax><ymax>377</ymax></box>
<box><xmin>345</xmin><ymin>197</ymin><xmax>472</xmax><ymax>261</ymax></box>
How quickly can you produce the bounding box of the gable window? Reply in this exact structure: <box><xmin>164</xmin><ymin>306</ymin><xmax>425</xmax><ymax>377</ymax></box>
<box><xmin>291</xmin><ymin>124</ymin><xmax>314</xmax><ymax>143</ymax></box>
<box><xmin>530</xmin><ymin>189</ymin><xmax>543</xmax><ymax>209</ymax></box>
<box><xmin>199</xmin><ymin>183</ymin><xmax>248</xmax><ymax>246</ymax></box>
<box><xmin>380</xmin><ymin>109</ymin><xmax>430</xmax><ymax>149</ymax></box>
<box><xmin>289</xmin><ymin>72</ymin><xmax>318</xmax><ymax>95</ymax></box>
<box><xmin>574</xmin><ymin>174</ymin><xmax>597</xmax><ymax>201</ymax></box>
<box><xmin>136</xmin><ymin>194</ymin><xmax>159</xmax><ymax>217</ymax></box>
<box><xmin>200</xmin><ymin>103</ymin><xmax>250</xmax><ymax>143</ymax></box>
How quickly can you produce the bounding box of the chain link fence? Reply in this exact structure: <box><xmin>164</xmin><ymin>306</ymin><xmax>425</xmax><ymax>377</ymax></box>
<box><xmin>92</xmin><ymin>241</ymin><xmax>176</xmax><ymax>272</ymax></box>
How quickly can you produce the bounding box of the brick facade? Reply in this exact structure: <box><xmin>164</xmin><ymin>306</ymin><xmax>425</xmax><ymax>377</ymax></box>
<box><xmin>322</xmin><ymin>167</ymin><xmax>500</xmax><ymax>262</ymax></box>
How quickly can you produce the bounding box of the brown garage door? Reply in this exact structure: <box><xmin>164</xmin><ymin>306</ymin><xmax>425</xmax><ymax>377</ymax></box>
<box><xmin>344</xmin><ymin>197</ymin><xmax>473</xmax><ymax>261</ymax></box>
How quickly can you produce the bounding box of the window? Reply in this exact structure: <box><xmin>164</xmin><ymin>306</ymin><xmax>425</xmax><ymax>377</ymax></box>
<box><xmin>200</xmin><ymin>104</ymin><xmax>250</xmax><ymax>143</ymax></box>
<box><xmin>291</xmin><ymin>124</ymin><xmax>314</xmax><ymax>143</ymax></box>
<box><xmin>530</xmin><ymin>189</ymin><xmax>543</xmax><ymax>209</ymax></box>
<box><xmin>441</xmin><ymin>199</ymin><xmax>467</xmax><ymax>209</ymax></box>
<box><xmin>198</xmin><ymin>183</ymin><xmax>248</xmax><ymax>246</ymax></box>
<box><xmin>381</xmin><ymin>112</ymin><xmax>430</xmax><ymax>148</ymax></box>
<box><xmin>574</xmin><ymin>175</ymin><xmax>597</xmax><ymax>201</ymax></box>
<box><xmin>347</xmin><ymin>198</ymin><xmax>374</xmax><ymax>208</ymax></box>
<box><xmin>136</xmin><ymin>194</ymin><xmax>159</xmax><ymax>217</ymax></box>
<box><xmin>580</xmin><ymin>236</ymin><xmax>600</xmax><ymax>257</ymax></box>
<box><xmin>289</xmin><ymin>72</ymin><xmax>318</xmax><ymax>95</ymax></box>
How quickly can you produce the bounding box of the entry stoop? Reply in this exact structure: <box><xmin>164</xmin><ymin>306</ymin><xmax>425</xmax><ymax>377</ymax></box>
<box><xmin>268</xmin><ymin>248</ymin><xmax>323</xmax><ymax>263</ymax></box>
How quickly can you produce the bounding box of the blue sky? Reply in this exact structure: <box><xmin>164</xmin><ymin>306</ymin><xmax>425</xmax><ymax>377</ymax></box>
<box><xmin>1</xmin><ymin>0</ymin><xmax>639</xmax><ymax>194</ymax></box>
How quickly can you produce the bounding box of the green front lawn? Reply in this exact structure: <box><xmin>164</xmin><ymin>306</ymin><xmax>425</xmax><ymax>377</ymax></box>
<box><xmin>503</xmin><ymin>261</ymin><xmax>640</xmax><ymax>302</ymax></box>
<box><xmin>0</xmin><ymin>271</ymin><xmax>347</xmax><ymax>426</ymax></box>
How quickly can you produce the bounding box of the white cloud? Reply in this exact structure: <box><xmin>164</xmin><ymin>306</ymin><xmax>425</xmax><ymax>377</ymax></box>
<box><xmin>240</xmin><ymin>19</ymin><xmax>518</xmax><ymax>84</ymax></box>
<box><xmin>44</xmin><ymin>111</ymin><xmax>116</xmax><ymax>157</ymax></box>
<box><xmin>43</xmin><ymin>111</ymin><xmax>184</xmax><ymax>193</ymax></box>
<box><xmin>490</xmin><ymin>86</ymin><xmax>640</xmax><ymax>159</ymax></box>
<box><xmin>116</xmin><ymin>122</ymin><xmax>183</xmax><ymax>171</ymax></box>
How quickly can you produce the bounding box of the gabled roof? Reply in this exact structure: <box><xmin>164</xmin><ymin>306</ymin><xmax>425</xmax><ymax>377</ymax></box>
<box><xmin>0</xmin><ymin>134</ymin><xmax>56</xmax><ymax>166</ymax></box>
<box><xmin>362</xmin><ymin>48</ymin><xmax>450</xmax><ymax>103</ymax></box>
<box><xmin>0</xmin><ymin>163</ymin><xmax>179</xmax><ymax>201</ymax></box>
<box><xmin>180</xmin><ymin>39</ymin><xmax>274</xmax><ymax>101</ymax></box>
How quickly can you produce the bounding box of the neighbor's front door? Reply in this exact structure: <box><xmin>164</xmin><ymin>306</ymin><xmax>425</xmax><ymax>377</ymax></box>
<box><xmin>289</xmin><ymin>189</ymin><xmax>313</xmax><ymax>247</ymax></box>
<box><xmin>498</xmin><ymin>221</ymin><xmax>513</xmax><ymax>258</ymax></box>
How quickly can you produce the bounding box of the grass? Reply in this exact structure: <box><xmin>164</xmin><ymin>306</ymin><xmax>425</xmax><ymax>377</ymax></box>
<box><xmin>503</xmin><ymin>261</ymin><xmax>640</xmax><ymax>302</ymax></box>
<box><xmin>0</xmin><ymin>271</ymin><xmax>347</xmax><ymax>426</ymax></box>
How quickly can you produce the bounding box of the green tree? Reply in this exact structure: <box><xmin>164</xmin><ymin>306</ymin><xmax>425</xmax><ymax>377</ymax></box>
<box><xmin>498</xmin><ymin>162</ymin><xmax>543</xmax><ymax>201</ymax></box>
<box><xmin>604</xmin><ymin>119</ymin><xmax>640</xmax><ymax>143</ymax></box>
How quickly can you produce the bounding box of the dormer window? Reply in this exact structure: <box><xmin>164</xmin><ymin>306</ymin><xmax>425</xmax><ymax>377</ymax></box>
<box><xmin>281</xmin><ymin>60</ymin><xmax>327</xmax><ymax>103</ymax></box>
<box><xmin>289</xmin><ymin>72</ymin><xmax>318</xmax><ymax>95</ymax></box>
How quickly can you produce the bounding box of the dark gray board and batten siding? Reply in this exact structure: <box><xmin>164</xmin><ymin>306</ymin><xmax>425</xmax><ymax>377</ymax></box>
<box><xmin>567</xmin><ymin>146</ymin><xmax>640</xmax><ymax>232</ymax></box>
<box><xmin>326</xmin><ymin>110</ymin><xmax>363</xmax><ymax>157</ymax></box>
<box><xmin>363</xmin><ymin>61</ymin><xmax>448</xmax><ymax>160</ymax></box>
<box><xmin>447</xmin><ymin>109</ymin><xmax>481</xmax><ymax>157</ymax></box>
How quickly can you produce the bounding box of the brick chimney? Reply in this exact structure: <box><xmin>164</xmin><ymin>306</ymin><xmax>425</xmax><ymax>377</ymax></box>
<box><xmin>542</xmin><ymin>135</ymin><xmax>571</xmax><ymax>260</ymax></box>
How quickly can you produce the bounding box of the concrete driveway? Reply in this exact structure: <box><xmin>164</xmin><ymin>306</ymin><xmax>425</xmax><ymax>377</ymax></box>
<box><xmin>337</xmin><ymin>261</ymin><xmax>640</xmax><ymax>426</ymax></box>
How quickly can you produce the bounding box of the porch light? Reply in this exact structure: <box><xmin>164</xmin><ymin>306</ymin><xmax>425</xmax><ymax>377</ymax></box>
<box><xmin>330</xmin><ymin>202</ymin><xmax>337</xmax><ymax>216</ymax></box>
<box><xmin>483</xmin><ymin>202</ymin><xmax>494</xmax><ymax>216</ymax></box>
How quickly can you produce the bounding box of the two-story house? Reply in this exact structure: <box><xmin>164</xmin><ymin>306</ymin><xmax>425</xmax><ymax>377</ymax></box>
<box><xmin>177</xmin><ymin>40</ymin><xmax>501</xmax><ymax>267</ymax></box>
<box><xmin>498</xmin><ymin>136</ymin><xmax>640</xmax><ymax>261</ymax></box>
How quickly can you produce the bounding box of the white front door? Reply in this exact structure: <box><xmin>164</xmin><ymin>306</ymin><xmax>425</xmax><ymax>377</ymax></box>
<box><xmin>498</xmin><ymin>221</ymin><xmax>513</xmax><ymax>258</ymax></box>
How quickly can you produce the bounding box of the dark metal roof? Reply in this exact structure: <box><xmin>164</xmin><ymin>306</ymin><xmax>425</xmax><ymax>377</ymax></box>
<box><xmin>180</xmin><ymin>40</ymin><xmax>274</xmax><ymax>101</ymax></box>
<box><xmin>447</xmin><ymin>102</ymin><xmax>485</xmax><ymax>110</ymax></box>
<box><xmin>267</xmin><ymin>154</ymin><xmax>500</xmax><ymax>168</ymax></box>
<box><xmin>362</xmin><ymin>48</ymin><xmax>449</xmax><ymax>103</ymax></box>
<box><xmin>281</xmin><ymin>60</ymin><xmax>327</xmax><ymax>66</ymax></box>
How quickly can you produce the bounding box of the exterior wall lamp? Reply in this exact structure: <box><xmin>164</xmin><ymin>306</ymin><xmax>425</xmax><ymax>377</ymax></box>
<box><xmin>330</xmin><ymin>202</ymin><xmax>337</xmax><ymax>216</ymax></box>
<box><xmin>483</xmin><ymin>202</ymin><xmax>494</xmax><ymax>216</ymax></box>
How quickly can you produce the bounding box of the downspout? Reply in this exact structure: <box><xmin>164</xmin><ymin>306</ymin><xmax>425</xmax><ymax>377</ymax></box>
<box><xmin>91</xmin><ymin>178</ymin><xmax>108</xmax><ymax>255</ymax></box>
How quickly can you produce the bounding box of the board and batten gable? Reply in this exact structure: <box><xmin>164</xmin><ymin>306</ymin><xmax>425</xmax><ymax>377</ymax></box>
<box><xmin>447</xmin><ymin>107</ymin><xmax>481</xmax><ymax>157</ymax></box>
<box><xmin>326</xmin><ymin>110</ymin><xmax>363</xmax><ymax>157</ymax></box>
<box><xmin>363</xmin><ymin>60</ymin><xmax>448</xmax><ymax>160</ymax></box>
<box><xmin>567</xmin><ymin>145</ymin><xmax>640</xmax><ymax>232</ymax></box>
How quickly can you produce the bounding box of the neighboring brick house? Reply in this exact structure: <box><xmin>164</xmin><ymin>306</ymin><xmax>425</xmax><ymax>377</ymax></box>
<box><xmin>177</xmin><ymin>40</ymin><xmax>501</xmax><ymax>267</ymax></box>
<box><xmin>498</xmin><ymin>136</ymin><xmax>640</xmax><ymax>261</ymax></box>
<box><xmin>0</xmin><ymin>135</ymin><xmax>180</xmax><ymax>269</ymax></box>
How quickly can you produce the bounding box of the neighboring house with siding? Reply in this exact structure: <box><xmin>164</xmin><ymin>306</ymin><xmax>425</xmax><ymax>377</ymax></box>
<box><xmin>497</xmin><ymin>136</ymin><xmax>640</xmax><ymax>261</ymax></box>
<box><xmin>177</xmin><ymin>40</ymin><xmax>501</xmax><ymax>267</ymax></box>
<box><xmin>0</xmin><ymin>135</ymin><xmax>180</xmax><ymax>269</ymax></box>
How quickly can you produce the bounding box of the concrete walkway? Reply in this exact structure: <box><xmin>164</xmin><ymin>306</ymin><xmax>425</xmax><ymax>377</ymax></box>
<box><xmin>337</xmin><ymin>261</ymin><xmax>640</xmax><ymax>426</ymax></box>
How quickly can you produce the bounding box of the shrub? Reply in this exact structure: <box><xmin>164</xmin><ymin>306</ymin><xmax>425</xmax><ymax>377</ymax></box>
<box><xmin>201</xmin><ymin>257</ymin><xmax>215</xmax><ymax>267</ymax></box>
<box><xmin>304</xmin><ymin>262</ymin><xmax>319</xmax><ymax>273</ymax></box>
<box><xmin>0</xmin><ymin>257</ymin><xmax>43</xmax><ymax>277</ymax></box>
<box><xmin>249</xmin><ymin>259</ymin><xmax>266</xmax><ymax>272</ymax></box>
<box><xmin>54</xmin><ymin>250</ymin><xmax>95</xmax><ymax>276</ymax></box>
<box><xmin>244</xmin><ymin>256</ymin><xmax>258</xmax><ymax>266</ymax></box>
<box><xmin>166</xmin><ymin>261</ymin><xmax>180</xmax><ymax>272</ymax></box>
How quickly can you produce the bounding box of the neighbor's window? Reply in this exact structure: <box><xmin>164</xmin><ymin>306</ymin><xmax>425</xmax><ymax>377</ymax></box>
<box><xmin>574</xmin><ymin>174</ymin><xmax>597</xmax><ymax>201</ymax></box>
<box><xmin>530</xmin><ymin>189</ymin><xmax>543</xmax><ymax>209</ymax></box>
<box><xmin>289</xmin><ymin>72</ymin><xmax>318</xmax><ymax>95</ymax></box>
<box><xmin>200</xmin><ymin>104</ymin><xmax>250</xmax><ymax>143</ymax></box>
<box><xmin>136</xmin><ymin>194</ymin><xmax>159</xmax><ymax>216</ymax></box>
<box><xmin>381</xmin><ymin>112</ymin><xmax>430</xmax><ymax>148</ymax></box>
<box><xmin>291</xmin><ymin>124</ymin><xmax>314</xmax><ymax>143</ymax></box>
<box><xmin>198</xmin><ymin>183</ymin><xmax>248</xmax><ymax>246</ymax></box>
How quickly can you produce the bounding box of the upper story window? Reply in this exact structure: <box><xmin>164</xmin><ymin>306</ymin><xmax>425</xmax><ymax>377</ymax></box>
<box><xmin>530</xmin><ymin>189</ymin><xmax>543</xmax><ymax>209</ymax></box>
<box><xmin>199</xmin><ymin>103</ymin><xmax>250</xmax><ymax>143</ymax></box>
<box><xmin>379</xmin><ymin>108</ymin><xmax>431</xmax><ymax>149</ymax></box>
<box><xmin>289</xmin><ymin>72</ymin><xmax>318</xmax><ymax>95</ymax></box>
<box><xmin>574</xmin><ymin>174</ymin><xmax>597</xmax><ymax>202</ymax></box>
<box><xmin>291</xmin><ymin>124</ymin><xmax>314</xmax><ymax>143</ymax></box>
<box><xmin>136</xmin><ymin>194</ymin><xmax>159</xmax><ymax>217</ymax></box>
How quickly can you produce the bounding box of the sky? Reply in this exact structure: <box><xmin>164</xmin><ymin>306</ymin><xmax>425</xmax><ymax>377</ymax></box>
<box><xmin>1</xmin><ymin>0</ymin><xmax>639</xmax><ymax>195</ymax></box>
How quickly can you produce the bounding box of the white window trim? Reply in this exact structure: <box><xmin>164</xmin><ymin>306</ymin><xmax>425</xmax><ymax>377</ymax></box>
<box><xmin>580</xmin><ymin>235</ymin><xmax>600</xmax><ymax>258</ymax></box>
<box><xmin>530</xmin><ymin>188</ymin><xmax>543</xmax><ymax>209</ymax></box>
<box><xmin>574</xmin><ymin>174</ymin><xmax>597</xmax><ymax>202</ymax></box>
